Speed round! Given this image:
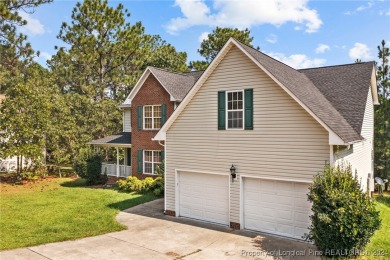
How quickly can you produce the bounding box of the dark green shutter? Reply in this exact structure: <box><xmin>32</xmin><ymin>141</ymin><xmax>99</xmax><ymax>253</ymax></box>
<box><xmin>126</xmin><ymin>148</ymin><xmax>131</xmax><ymax>166</ymax></box>
<box><xmin>244</xmin><ymin>88</ymin><xmax>253</xmax><ymax>130</ymax></box>
<box><xmin>161</xmin><ymin>104</ymin><xmax>167</xmax><ymax>125</ymax></box>
<box><xmin>218</xmin><ymin>91</ymin><xmax>226</xmax><ymax>130</ymax></box>
<box><xmin>137</xmin><ymin>149</ymin><xmax>143</xmax><ymax>173</ymax></box>
<box><xmin>137</xmin><ymin>105</ymin><xmax>143</xmax><ymax>130</ymax></box>
<box><xmin>161</xmin><ymin>150</ymin><xmax>165</xmax><ymax>162</ymax></box>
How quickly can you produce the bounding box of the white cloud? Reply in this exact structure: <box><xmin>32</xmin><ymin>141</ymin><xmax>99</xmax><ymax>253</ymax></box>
<box><xmin>40</xmin><ymin>52</ymin><xmax>52</xmax><ymax>61</ymax></box>
<box><xmin>315</xmin><ymin>44</ymin><xmax>330</xmax><ymax>53</ymax></box>
<box><xmin>349</xmin><ymin>43</ymin><xmax>373</xmax><ymax>60</ymax></box>
<box><xmin>344</xmin><ymin>1</ymin><xmax>374</xmax><ymax>15</ymax></box>
<box><xmin>267</xmin><ymin>52</ymin><xmax>326</xmax><ymax>69</ymax></box>
<box><xmin>266</xmin><ymin>34</ymin><xmax>278</xmax><ymax>44</ymax></box>
<box><xmin>19</xmin><ymin>12</ymin><xmax>45</xmax><ymax>35</ymax></box>
<box><xmin>166</xmin><ymin>0</ymin><xmax>322</xmax><ymax>34</ymax></box>
<box><xmin>198</xmin><ymin>31</ymin><xmax>209</xmax><ymax>43</ymax></box>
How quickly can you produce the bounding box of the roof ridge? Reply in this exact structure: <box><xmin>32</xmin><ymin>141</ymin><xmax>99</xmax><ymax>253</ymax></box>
<box><xmin>298</xmin><ymin>61</ymin><xmax>375</xmax><ymax>71</ymax></box>
<box><xmin>149</xmin><ymin>66</ymin><xmax>203</xmax><ymax>77</ymax></box>
<box><xmin>233</xmin><ymin>38</ymin><xmax>299</xmax><ymax>71</ymax></box>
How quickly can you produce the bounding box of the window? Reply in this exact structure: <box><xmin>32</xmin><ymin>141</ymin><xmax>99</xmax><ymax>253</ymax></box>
<box><xmin>143</xmin><ymin>105</ymin><xmax>162</xmax><ymax>129</ymax></box>
<box><xmin>143</xmin><ymin>150</ymin><xmax>161</xmax><ymax>174</ymax></box>
<box><xmin>227</xmin><ymin>91</ymin><xmax>244</xmax><ymax>129</ymax></box>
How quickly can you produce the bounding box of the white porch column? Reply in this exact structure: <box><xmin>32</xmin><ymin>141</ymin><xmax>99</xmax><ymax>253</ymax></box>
<box><xmin>116</xmin><ymin>147</ymin><xmax>120</xmax><ymax>177</ymax></box>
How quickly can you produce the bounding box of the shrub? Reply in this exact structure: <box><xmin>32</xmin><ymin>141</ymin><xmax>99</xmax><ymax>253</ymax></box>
<box><xmin>142</xmin><ymin>177</ymin><xmax>155</xmax><ymax>192</ymax></box>
<box><xmin>86</xmin><ymin>154</ymin><xmax>102</xmax><ymax>185</ymax></box>
<box><xmin>117</xmin><ymin>176</ymin><xmax>164</xmax><ymax>196</ymax></box>
<box><xmin>307</xmin><ymin>164</ymin><xmax>381</xmax><ymax>257</ymax></box>
<box><xmin>154</xmin><ymin>160</ymin><xmax>165</xmax><ymax>176</ymax></box>
<box><xmin>73</xmin><ymin>159</ymin><xmax>87</xmax><ymax>178</ymax></box>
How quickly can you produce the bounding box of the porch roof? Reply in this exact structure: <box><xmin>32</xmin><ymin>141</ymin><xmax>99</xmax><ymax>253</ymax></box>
<box><xmin>88</xmin><ymin>132</ymin><xmax>131</xmax><ymax>147</ymax></box>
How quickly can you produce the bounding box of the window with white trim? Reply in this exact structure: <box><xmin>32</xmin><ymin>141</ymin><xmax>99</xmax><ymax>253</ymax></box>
<box><xmin>143</xmin><ymin>105</ymin><xmax>162</xmax><ymax>129</ymax></box>
<box><xmin>143</xmin><ymin>150</ymin><xmax>161</xmax><ymax>174</ymax></box>
<box><xmin>227</xmin><ymin>90</ymin><xmax>244</xmax><ymax>129</ymax></box>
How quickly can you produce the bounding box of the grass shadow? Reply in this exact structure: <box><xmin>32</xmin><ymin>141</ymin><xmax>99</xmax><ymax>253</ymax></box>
<box><xmin>107</xmin><ymin>192</ymin><xmax>158</xmax><ymax>211</ymax></box>
<box><xmin>60</xmin><ymin>178</ymin><xmax>88</xmax><ymax>187</ymax></box>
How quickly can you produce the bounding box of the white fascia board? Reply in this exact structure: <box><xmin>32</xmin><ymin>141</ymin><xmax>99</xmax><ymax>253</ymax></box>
<box><xmin>153</xmin><ymin>131</ymin><xmax>166</xmax><ymax>141</ymax></box>
<box><xmin>121</xmin><ymin>68</ymin><xmax>152</xmax><ymax>106</ymax></box>
<box><xmin>371</xmin><ymin>67</ymin><xmax>379</xmax><ymax>105</ymax></box>
<box><xmin>329</xmin><ymin>132</ymin><xmax>347</xmax><ymax>145</ymax></box>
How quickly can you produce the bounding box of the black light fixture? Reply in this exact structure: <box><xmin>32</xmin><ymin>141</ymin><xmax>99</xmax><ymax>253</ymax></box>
<box><xmin>230</xmin><ymin>164</ymin><xmax>236</xmax><ymax>179</ymax></box>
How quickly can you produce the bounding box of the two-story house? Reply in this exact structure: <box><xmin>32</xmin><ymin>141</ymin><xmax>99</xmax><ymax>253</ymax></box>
<box><xmin>89</xmin><ymin>67</ymin><xmax>202</xmax><ymax>179</ymax></box>
<box><xmin>153</xmin><ymin>38</ymin><xmax>378</xmax><ymax>240</ymax></box>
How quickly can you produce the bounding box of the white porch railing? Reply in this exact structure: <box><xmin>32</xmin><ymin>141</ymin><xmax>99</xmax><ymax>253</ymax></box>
<box><xmin>101</xmin><ymin>162</ymin><xmax>132</xmax><ymax>177</ymax></box>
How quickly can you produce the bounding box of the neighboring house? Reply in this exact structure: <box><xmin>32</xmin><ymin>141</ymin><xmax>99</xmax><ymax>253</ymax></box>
<box><xmin>89</xmin><ymin>67</ymin><xmax>202</xmax><ymax>178</ymax></box>
<box><xmin>153</xmin><ymin>38</ymin><xmax>378</xmax><ymax>240</ymax></box>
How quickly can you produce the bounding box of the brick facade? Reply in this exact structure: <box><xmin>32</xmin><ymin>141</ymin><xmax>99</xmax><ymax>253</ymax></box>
<box><xmin>130</xmin><ymin>74</ymin><xmax>174</xmax><ymax>179</ymax></box>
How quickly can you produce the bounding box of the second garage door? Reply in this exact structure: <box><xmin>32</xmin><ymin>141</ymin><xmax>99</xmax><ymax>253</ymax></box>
<box><xmin>178</xmin><ymin>172</ymin><xmax>229</xmax><ymax>225</ymax></box>
<box><xmin>243</xmin><ymin>178</ymin><xmax>312</xmax><ymax>240</ymax></box>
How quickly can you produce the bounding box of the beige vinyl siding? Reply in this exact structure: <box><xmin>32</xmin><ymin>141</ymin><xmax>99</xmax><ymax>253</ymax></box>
<box><xmin>334</xmin><ymin>88</ymin><xmax>374</xmax><ymax>192</ymax></box>
<box><xmin>123</xmin><ymin>108</ymin><xmax>131</xmax><ymax>132</ymax></box>
<box><xmin>165</xmin><ymin>46</ymin><xmax>330</xmax><ymax>223</ymax></box>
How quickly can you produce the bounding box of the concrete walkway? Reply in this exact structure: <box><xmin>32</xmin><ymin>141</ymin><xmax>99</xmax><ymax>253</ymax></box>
<box><xmin>1</xmin><ymin>199</ymin><xmax>319</xmax><ymax>260</ymax></box>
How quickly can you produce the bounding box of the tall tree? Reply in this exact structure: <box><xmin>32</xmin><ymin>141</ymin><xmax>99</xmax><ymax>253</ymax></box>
<box><xmin>375</xmin><ymin>40</ymin><xmax>390</xmax><ymax>184</ymax></box>
<box><xmin>48</xmin><ymin>0</ymin><xmax>188</xmax><ymax>161</ymax></box>
<box><xmin>0</xmin><ymin>63</ymin><xmax>53</xmax><ymax>173</ymax></box>
<box><xmin>49</xmin><ymin>0</ymin><xmax>187</xmax><ymax>100</ymax></box>
<box><xmin>0</xmin><ymin>0</ymin><xmax>52</xmax><ymax>78</ymax></box>
<box><xmin>189</xmin><ymin>27</ymin><xmax>258</xmax><ymax>70</ymax></box>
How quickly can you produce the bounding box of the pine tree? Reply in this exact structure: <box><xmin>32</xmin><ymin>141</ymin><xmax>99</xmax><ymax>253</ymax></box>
<box><xmin>375</xmin><ymin>40</ymin><xmax>390</xmax><ymax>185</ymax></box>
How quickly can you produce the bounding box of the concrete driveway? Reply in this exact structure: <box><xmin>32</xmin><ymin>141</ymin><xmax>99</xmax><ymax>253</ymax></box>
<box><xmin>1</xmin><ymin>199</ymin><xmax>319</xmax><ymax>260</ymax></box>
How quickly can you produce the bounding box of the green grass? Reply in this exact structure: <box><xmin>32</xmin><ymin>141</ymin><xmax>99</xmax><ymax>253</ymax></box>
<box><xmin>0</xmin><ymin>178</ymin><xmax>157</xmax><ymax>250</ymax></box>
<box><xmin>359</xmin><ymin>192</ymin><xmax>390</xmax><ymax>259</ymax></box>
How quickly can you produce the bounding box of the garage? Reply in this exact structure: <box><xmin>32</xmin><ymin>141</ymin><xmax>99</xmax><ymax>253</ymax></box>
<box><xmin>243</xmin><ymin>178</ymin><xmax>312</xmax><ymax>240</ymax></box>
<box><xmin>178</xmin><ymin>172</ymin><xmax>229</xmax><ymax>225</ymax></box>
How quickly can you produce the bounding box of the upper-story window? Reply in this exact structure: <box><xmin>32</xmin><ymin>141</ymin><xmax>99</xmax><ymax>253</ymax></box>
<box><xmin>218</xmin><ymin>89</ymin><xmax>253</xmax><ymax>130</ymax></box>
<box><xmin>144</xmin><ymin>105</ymin><xmax>162</xmax><ymax>129</ymax></box>
<box><xmin>227</xmin><ymin>90</ymin><xmax>244</xmax><ymax>129</ymax></box>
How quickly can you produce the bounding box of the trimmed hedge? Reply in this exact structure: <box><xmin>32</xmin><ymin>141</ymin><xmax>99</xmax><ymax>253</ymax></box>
<box><xmin>307</xmin><ymin>164</ymin><xmax>381</xmax><ymax>257</ymax></box>
<box><xmin>117</xmin><ymin>176</ymin><xmax>164</xmax><ymax>196</ymax></box>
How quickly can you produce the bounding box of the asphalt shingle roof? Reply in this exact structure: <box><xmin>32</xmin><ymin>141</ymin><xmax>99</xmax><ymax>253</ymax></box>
<box><xmin>235</xmin><ymin>41</ymin><xmax>371</xmax><ymax>143</ymax></box>
<box><xmin>88</xmin><ymin>132</ymin><xmax>131</xmax><ymax>146</ymax></box>
<box><xmin>149</xmin><ymin>67</ymin><xmax>203</xmax><ymax>101</ymax></box>
<box><xmin>299</xmin><ymin>62</ymin><xmax>374</xmax><ymax>135</ymax></box>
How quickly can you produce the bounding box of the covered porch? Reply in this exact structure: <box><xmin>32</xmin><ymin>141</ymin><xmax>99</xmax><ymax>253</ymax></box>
<box><xmin>88</xmin><ymin>132</ymin><xmax>132</xmax><ymax>178</ymax></box>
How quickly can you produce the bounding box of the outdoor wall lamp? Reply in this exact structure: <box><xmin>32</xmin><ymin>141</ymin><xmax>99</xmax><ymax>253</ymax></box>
<box><xmin>230</xmin><ymin>164</ymin><xmax>236</xmax><ymax>180</ymax></box>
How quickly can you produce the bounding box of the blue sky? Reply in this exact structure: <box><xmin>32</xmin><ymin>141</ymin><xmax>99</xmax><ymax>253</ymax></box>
<box><xmin>20</xmin><ymin>0</ymin><xmax>390</xmax><ymax>69</ymax></box>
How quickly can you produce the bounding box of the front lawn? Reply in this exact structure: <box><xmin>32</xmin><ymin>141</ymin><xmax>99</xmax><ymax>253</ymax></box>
<box><xmin>0</xmin><ymin>177</ymin><xmax>157</xmax><ymax>250</ymax></box>
<box><xmin>360</xmin><ymin>192</ymin><xmax>390</xmax><ymax>259</ymax></box>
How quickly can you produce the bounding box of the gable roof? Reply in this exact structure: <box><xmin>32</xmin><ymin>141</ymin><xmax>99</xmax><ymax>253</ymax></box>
<box><xmin>155</xmin><ymin>38</ymin><xmax>377</xmax><ymax>144</ymax></box>
<box><xmin>120</xmin><ymin>67</ymin><xmax>203</xmax><ymax>107</ymax></box>
<box><xmin>299</xmin><ymin>62</ymin><xmax>376</xmax><ymax>134</ymax></box>
<box><xmin>149</xmin><ymin>67</ymin><xmax>204</xmax><ymax>101</ymax></box>
<box><xmin>235</xmin><ymin>41</ymin><xmax>365</xmax><ymax>143</ymax></box>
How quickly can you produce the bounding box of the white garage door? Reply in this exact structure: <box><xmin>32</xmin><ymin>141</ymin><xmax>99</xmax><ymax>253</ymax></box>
<box><xmin>243</xmin><ymin>178</ymin><xmax>311</xmax><ymax>240</ymax></box>
<box><xmin>179</xmin><ymin>172</ymin><xmax>229</xmax><ymax>225</ymax></box>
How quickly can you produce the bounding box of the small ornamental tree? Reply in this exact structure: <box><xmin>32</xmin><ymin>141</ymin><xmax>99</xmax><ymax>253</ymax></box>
<box><xmin>307</xmin><ymin>164</ymin><xmax>381</xmax><ymax>257</ymax></box>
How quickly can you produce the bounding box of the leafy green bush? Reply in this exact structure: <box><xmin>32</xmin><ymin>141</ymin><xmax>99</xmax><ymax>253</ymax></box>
<box><xmin>142</xmin><ymin>177</ymin><xmax>155</xmax><ymax>192</ymax></box>
<box><xmin>307</xmin><ymin>164</ymin><xmax>381</xmax><ymax>257</ymax></box>
<box><xmin>154</xmin><ymin>160</ymin><xmax>165</xmax><ymax>175</ymax></box>
<box><xmin>117</xmin><ymin>176</ymin><xmax>164</xmax><ymax>196</ymax></box>
<box><xmin>73</xmin><ymin>159</ymin><xmax>87</xmax><ymax>178</ymax></box>
<box><xmin>86</xmin><ymin>154</ymin><xmax>102</xmax><ymax>185</ymax></box>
